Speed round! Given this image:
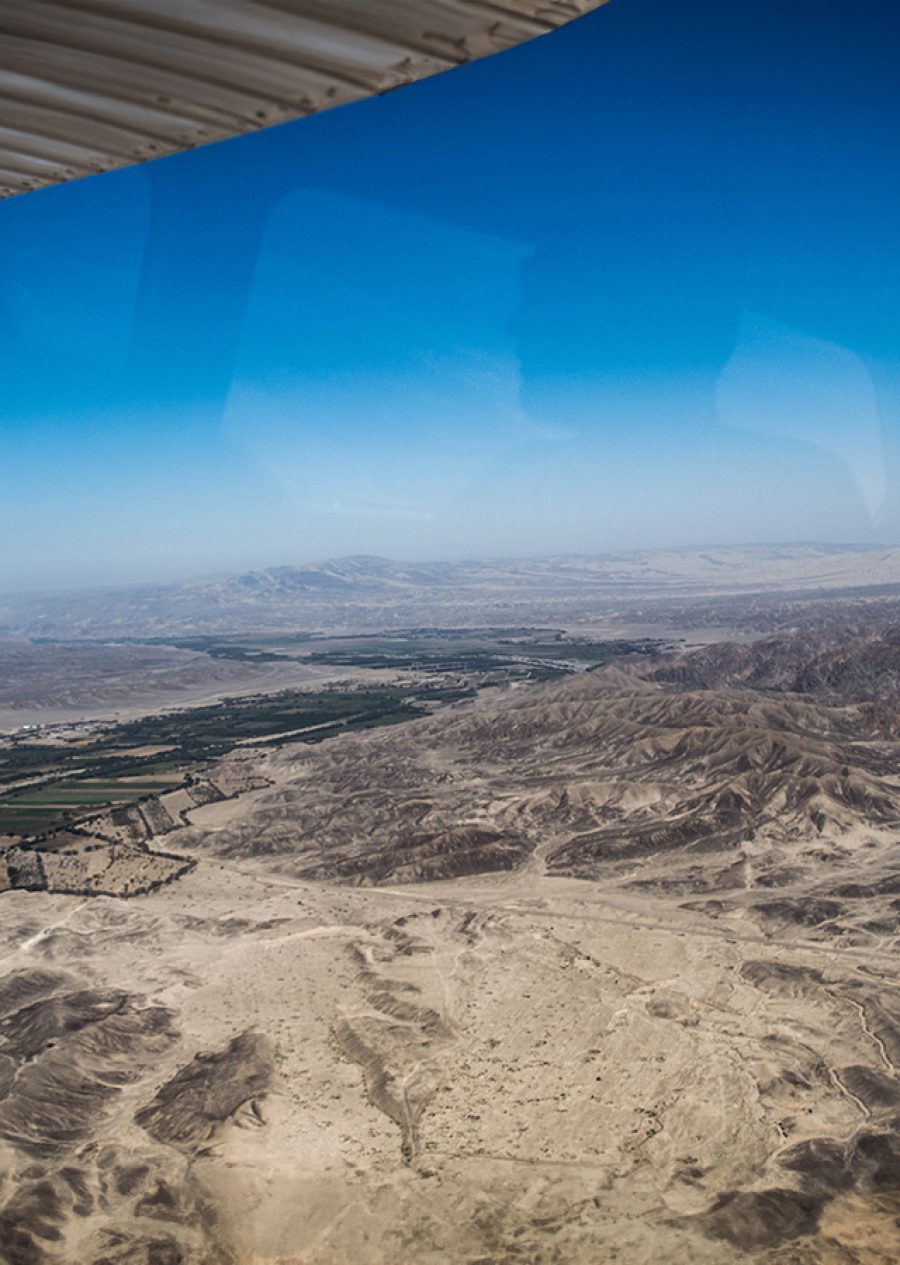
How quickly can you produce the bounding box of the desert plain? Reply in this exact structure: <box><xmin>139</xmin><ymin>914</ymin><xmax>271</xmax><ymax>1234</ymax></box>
<box><xmin>1</xmin><ymin>545</ymin><xmax>899</xmax><ymax>1265</ymax></box>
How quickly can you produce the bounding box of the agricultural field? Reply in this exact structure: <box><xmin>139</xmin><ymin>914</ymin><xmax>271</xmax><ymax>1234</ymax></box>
<box><xmin>0</xmin><ymin>773</ymin><xmax>185</xmax><ymax>836</ymax></box>
<box><xmin>170</xmin><ymin>628</ymin><xmax>667</xmax><ymax>675</ymax></box>
<box><xmin>0</xmin><ymin>630</ymin><xmax>666</xmax><ymax>839</ymax></box>
<box><xmin>129</xmin><ymin>626</ymin><xmax>665</xmax><ymax>669</ymax></box>
<box><xmin>0</xmin><ymin>681</ymin><xmax>461</xmax><ymax>839</ymax></box>
<box><xmin>299</xmin><ymin>631</ymin><xmax>664</xmax><ymax>672</ymax></box>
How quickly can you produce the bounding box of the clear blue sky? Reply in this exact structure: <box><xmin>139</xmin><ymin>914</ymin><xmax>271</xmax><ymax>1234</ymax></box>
<box><xmin>2</xmin><ymin>0</ymin><xmax>899</xmax><ymax>591</ymax></box>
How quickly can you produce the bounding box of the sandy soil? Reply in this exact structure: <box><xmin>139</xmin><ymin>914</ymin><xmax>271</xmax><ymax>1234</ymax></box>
<box><xmin>1</xmin><ymin>848</ymin><xmax>896</xmax><ymax>1265</ymax></box>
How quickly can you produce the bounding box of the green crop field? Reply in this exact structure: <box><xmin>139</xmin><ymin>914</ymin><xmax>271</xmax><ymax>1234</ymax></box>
<box><xmin>0</xmin><ymin>772</ymin><xmax>183</xmax><ymax>837</ymax></box>
<box><xmin>0</xmin><ymin>680</ymin><xmax>470</xmax><ymax>840</ymax></box>
<box><xmin>0</xmin><ymin>633</ymin><xmax>665</xmax><ymax>842</ymax></box>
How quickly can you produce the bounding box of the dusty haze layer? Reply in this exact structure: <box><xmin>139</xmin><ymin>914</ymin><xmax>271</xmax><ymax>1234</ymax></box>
<box><xmin>5</xmin><ymin>543</ymin><xmax>900</xmax><ymax>639</ymax></box>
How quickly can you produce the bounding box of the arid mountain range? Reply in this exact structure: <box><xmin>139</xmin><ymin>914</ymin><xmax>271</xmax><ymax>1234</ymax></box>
<box><xmin>5</xmin><ymin>543</ymin><xmax>900</xmax><ymax>638</ymax></box>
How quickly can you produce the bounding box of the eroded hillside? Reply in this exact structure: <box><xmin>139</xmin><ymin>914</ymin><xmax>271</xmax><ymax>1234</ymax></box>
<box><xmin>174</xmin><ymin>659</ymin><xmax>900</xmax><ymax>948</ymax></box>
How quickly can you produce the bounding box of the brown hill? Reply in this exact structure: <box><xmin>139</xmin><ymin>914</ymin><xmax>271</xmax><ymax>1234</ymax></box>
<box><xmin>174</xmin><ymin>661</ymin><xmax>900</xmax><ymax>944</ymax></box>
<box><xmin>655</xmin><ymin>629</ymin><xmax>900</xmax><ymax>702</ymax></box>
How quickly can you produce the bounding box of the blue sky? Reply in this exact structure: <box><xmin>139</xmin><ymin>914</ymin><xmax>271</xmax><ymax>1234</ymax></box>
<box><xmin>2</xmin><ymin>0</ymin><xmax>899</xmax><ymax>591</ymax></box>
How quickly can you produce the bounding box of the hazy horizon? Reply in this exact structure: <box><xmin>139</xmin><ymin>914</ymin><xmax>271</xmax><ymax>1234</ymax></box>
<box><xmin>3</xmin><ymin>0</ymin><xmax>899</xmax><ymax>593</ymax></box>
<box><xmin>0</xmin><ymin>538</ymin><xmax>895</xmax><ymax>601</ymax></box>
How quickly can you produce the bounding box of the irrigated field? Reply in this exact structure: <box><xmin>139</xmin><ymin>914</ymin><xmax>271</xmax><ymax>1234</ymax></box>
<box><xmin>0</xmin><ymin>633</ymin><xmax>664</xmax><ymax>840</ymax></box>
<box><xmin>0</xmin><ymin>683</ymin><xmax>459</xmax><ymax>838</ymax></box>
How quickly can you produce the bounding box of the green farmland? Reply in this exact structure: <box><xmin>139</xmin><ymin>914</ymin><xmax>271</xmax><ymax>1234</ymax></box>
<box><xmin>0</xmin><ymin>774</ymin><xmax>183</xmax><ymax>836</ymax></box>
<box><xmin>1</xmin><ymin>631</ymin><xmax>666</xmax><ymax>840</ymax></box>
<box><xmin>0</xmin><ymin>682</ymin><xmax>463</xmax><ymax>839</ymax></box>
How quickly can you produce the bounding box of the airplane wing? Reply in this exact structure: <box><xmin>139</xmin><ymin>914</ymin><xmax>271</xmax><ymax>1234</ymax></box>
<box><xmin>0</xmin><ymin>0</ymin><xmax>607</xmax><ymax>198</ymax></box>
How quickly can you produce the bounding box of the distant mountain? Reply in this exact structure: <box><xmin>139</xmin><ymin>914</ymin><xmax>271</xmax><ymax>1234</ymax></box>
<box><xmin>3</xmin><ymin>544</ymin><xmax>900</xmax><ymax>639</ymax></box>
